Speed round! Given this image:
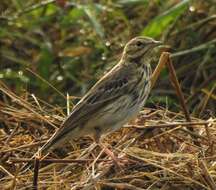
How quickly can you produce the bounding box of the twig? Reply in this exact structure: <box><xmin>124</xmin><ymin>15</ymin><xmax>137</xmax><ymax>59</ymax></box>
<box><xmin>166</xmin><ymin>52</ymin><xmax>191</xmax><ymax>121</ymax></box>
<box><xmin>204</xmin><ymin>124</ymin><xmax>214</xmax><ymax>155</ymax></box>
<box><xmin>26</xmin><ymin>68</ymin><xmax>66</xmax><ymax>100</ymax></box>
<box><xmin>10</xmin><ymin>158</ymin><xmax>110</xmax><ymax>164</ymax></box>
<box><xmin>33</xmin><ymin>157</ymin><xmax>40</xmax><ymax>190</ymax></box>
<box><xmin>199</xmin><ymin>160</ymin><xmax>216</xmax><ymax>190</ymax></box>
<box><xmin>99</xmin><ymin>182</ymin><xmax>144</xmax><ymax>190</ymax></box>
<box><xmin>151</xmin><ymin>52</ymin><xmax>169</xmax><ymax>89</ymax></box>
<box><xmin>166</xmin><ymin>52</ymin><xmax>202</xmax><ymax>147</ymax></box>
<box><xmin>171</xmin><ymin>38</ymin><xmax>216</xmax><ymax>58</ymax></box>
<box><xmin>1</xmin><ymin>140</ymin><xmax>47</xmax><ymax>153</ymax></box>
<box><xmin>0</xmin><ymin>165</ymin><xmax>15</xmax><ymax>178</ymax></box>
<box><xmin>180</xmin><ymin>128</ymin><xmax>207</xmax><ymax>141</ymax></box>
<box><xmin>126</xmin><ymin>121</ymin><xmax>215</xmax><ymax>129</ymax></box>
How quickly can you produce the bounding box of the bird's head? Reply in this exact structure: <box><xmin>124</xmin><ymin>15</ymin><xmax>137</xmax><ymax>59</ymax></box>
<box><xmin>122</xmin><ymin>36</ymin><xmax>162</xmax><ymax>63</ymax></box>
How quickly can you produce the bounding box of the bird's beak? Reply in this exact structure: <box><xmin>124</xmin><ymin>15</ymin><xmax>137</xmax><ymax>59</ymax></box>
<box><xmin>152</xmin><ymin>40</ymin><xmax>163</xmax><ymax>47</ymax></box>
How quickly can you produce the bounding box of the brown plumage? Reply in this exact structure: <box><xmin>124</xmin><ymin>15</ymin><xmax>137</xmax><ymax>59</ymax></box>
<box><xmin>39</xmin><ymin>36</ymin><xmax>162</xmax><ymax>155</ymax></box>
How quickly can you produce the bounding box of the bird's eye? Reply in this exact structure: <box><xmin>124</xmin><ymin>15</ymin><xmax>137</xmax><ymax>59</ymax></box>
<box><xmin>136</xmin><ymin>41</ymin><xmax>143</xmax><ymax>47</ymax></box>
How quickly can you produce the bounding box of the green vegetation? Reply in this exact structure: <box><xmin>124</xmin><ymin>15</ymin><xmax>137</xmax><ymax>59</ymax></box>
<box><xmin>1</xmin><ymin>1</ymin><xmax>216</xmax><ymax>189</ymax></box>
<box><xmin>0</xmin><ymin>0</ymin><xmax>216</xmax><ymax>115</ymax></box>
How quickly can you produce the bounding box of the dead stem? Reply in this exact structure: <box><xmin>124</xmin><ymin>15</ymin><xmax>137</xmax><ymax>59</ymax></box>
<box><xmin>199</xmin><ymin>160</ymin><xmax>216</xmax><ymax>190</ymax></box>
<box><xmin>10</xmin><ymin>158</ymin><xmax>110</xmax><ymax>164</ymax></box>
<box><xmin>33</xmin><ymin>157</ymin><xmax>40</xmax><ymax>190</ymax></box>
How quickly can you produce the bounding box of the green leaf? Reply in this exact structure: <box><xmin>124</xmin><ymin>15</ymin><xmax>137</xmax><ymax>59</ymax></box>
<box><xmin>141</xmin><ymin>0</ymin><xmax>190</xmax><ymax>38</ymax></box>
<box><xmin>118</xmin><ymin>0</ymin><xmax>148</xmax><ymax>5</ymax></box>
<box><xmin>61</xmin><ymin>7</ymin><xmax>85</xmax><ymax>27</ymax></box>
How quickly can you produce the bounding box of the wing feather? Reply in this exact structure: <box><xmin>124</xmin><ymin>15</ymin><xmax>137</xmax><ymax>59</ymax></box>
<box><xmin>41</xmin><ymin>64</ymin><xmax>137</xmax><ymax>153</ymax></box>
<box><xmin>62</xmin><ymin>64</ymin><xmax>135</xmax><ymax>128</ymax></box>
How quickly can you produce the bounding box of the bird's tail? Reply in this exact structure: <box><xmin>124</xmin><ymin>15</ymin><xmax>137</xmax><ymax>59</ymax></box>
<box><xmin>20</xmin><ymin>143</ymin><xmax>54</xmax><ymax>173</ymax></box>
<box><xmin>20</xmin><ymin>129</ymin><xmax>69</xmax><ymax>173</ymax></box>
<box><xmin>20</xmin><ymin>116</ymin><xmax>81</xmax><ymax>173</ymax></box>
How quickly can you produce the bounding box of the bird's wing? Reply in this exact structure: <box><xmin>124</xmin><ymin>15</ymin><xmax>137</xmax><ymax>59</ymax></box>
<box><xmin>40</xmin><ymin>64</ymin><xmax>138</xmax><ymax>153</ymax></box>
<box><xmin>61</xmin><ymin>64</ymin><xmax>136</xmax><ymax>128</ymax></box>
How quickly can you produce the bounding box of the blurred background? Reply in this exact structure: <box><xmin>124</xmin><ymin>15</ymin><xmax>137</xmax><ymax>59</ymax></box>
<box><xmin>0</xmin><ymin>0</ymin><xmax>216</xmax><ymax>118</ymax></box>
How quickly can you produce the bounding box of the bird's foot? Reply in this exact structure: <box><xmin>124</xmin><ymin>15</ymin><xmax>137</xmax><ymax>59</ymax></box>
<box><xmin>98</xmin><ymin>143</ymin><xmax>127</xmax><ymax>170</ymax></box>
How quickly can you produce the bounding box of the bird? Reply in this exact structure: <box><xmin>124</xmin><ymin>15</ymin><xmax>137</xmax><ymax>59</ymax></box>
<box><xmin>33</xmin><ymin>36</ymin><xmax>162</xmax><ymax>160</ymax></box>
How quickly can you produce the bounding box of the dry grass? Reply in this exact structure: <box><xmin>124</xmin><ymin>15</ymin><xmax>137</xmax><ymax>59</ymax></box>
<box><xmin>1</xmin><ymin>1</ymin><xmax>216</xmax><ymax>189</ymax></box>
<box><xmin>0</xmin><ymin>81</ymin><xmax>216</xmax><ymax>190</ymax></box>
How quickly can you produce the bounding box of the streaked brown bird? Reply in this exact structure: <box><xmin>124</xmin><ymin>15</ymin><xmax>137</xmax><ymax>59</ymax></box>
<box><xmin>39</xmin><ymin>36</ymin><xmax>162</xmax><ymax>156</ymax></box>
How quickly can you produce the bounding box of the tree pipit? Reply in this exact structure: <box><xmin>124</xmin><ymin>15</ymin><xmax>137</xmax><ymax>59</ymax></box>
<box><xmin>30</xmin><ymin>36</ymin><xmax>162</xmax><ymax>168</ymax></box>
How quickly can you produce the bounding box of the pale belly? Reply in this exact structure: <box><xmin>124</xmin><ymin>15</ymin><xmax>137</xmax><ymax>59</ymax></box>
<box><xmin>77</xmin><ymin>79</ymin><xmax>151</xmax><ymax>139</ymax></box>
<box><xmin>102</xmin><ymin>83</ymin><xmax>150</xmax><ymax>135</ymax></box>
<box><xmin>83</xmin><ymin>94</ymin><xmax>147</xmax><ymax>137</ymax></box>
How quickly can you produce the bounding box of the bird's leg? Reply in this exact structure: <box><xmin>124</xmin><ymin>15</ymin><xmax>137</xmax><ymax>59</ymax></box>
<box><xmin>93</xmin><ymin>127</ymin><xmax>123</xmax><ymax>169</ymax></box>
<box><xmin>99</xmin><ymin>143</ymin><xmax>125</xmax><ymax>170</ymax></box>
